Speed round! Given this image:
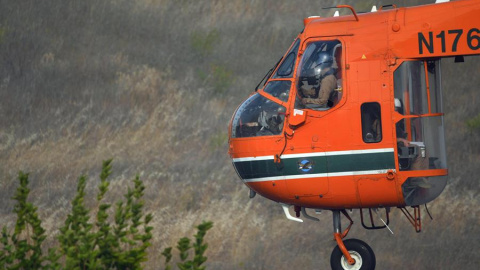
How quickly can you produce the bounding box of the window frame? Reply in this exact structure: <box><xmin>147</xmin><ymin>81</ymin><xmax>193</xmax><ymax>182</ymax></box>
<box><xmin>294</xmin><ymin>37</ymin><xmax>346</xmax><ymax>113</ymax></box>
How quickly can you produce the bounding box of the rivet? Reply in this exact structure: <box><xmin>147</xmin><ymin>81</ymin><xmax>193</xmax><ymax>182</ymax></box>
<box><xmin>392</xmin><ymin>23</ymin><xmax>400</xmax><ymax>32</ymax></box>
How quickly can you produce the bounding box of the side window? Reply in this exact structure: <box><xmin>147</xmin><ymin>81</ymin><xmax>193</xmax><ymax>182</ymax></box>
<box><xmin>273</xmin><ymin>39</ymin><xmax>300</xmax><ymax>78</ymax></box>
<box><xmin>295</xmin><ymin>40</ymin><xmax>342</xmax><ymax>110</ymax></box>
<box><xmin>361</xmin><ymin>102</ymin><xmax>382</xmax><ymax>143</ymax></box>
<box><xmin>393</xmin><ymin>60</ymin><xmax>446</xmax><ymax>171</ymax></box>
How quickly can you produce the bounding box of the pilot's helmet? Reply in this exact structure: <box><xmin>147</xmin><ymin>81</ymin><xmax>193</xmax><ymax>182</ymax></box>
<box><xmin>314</xmin><ymin>53</ymin><xmax>333</xmax><ymax>75</ymax></box>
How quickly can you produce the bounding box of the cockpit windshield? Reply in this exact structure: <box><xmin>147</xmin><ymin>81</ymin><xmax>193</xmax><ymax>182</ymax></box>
<box><xmin>231</xmin><ymin>93</ymin><xmax>286</xmax><ymax>138</ymax></box>
<box><xmin>263</xmin><ymin>80</ymin><xmax>291</xmax><ymax>102</ymax></box>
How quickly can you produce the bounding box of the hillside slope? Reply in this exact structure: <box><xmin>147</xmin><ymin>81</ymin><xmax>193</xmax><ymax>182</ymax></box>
<box><xmin>0</xmin><ymin>0</ymin><xmax>479</xmax><ymax>269</ymax></box>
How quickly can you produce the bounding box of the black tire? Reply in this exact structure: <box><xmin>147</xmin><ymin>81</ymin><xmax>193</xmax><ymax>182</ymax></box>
<box><xmin>330</xmin><ymin>239</ymin><xmax>376</xmax><ymax>270</ymax></box>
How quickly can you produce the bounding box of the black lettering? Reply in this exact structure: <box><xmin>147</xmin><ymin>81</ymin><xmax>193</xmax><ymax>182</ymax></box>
<box><xmin>418</xmin><ymin>32</ymin><xmax>434</xmax><ymax>54</ymax></box>
<box><xmin>436</xmin><ymin>31</ymin><xmax>446</xmax><ymax>53</ymax></box>
<box><xmin>467</xmin><ymin>28</ymin><xmax>480</xmax><ymax>50</ymax></box>
<box><xmin>448</xmin><ymin>29</ymin><xmax>463</xmax><ymax>52</ymax></box>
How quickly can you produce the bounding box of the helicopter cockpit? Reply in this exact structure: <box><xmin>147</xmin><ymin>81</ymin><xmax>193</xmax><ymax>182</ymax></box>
<box><xmin>231</xmin><ymin>39</ymin><xmax>301</xmax><ymax>138</ymax></box>
<box><xmin>230</xmin><ymin>38</ymin><xmax>345</xmax><ymax>139</ymax></box>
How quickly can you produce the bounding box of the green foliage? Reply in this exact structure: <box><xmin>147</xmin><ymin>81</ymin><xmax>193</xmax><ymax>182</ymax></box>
<box><xmin>94</xmin><ymin>159</ymin><xmax>114</xmax><ymax>267</ymax></box>
<box><xmin>0</xmin><ymin>171</ymin><xmax>49</xmax><ymax>269</ymax></box>
<box><xmin>176</xmin><ymin>237</ymin><xmax>191</xmax><ymax>264</ymax></box>
<box><xmin>57</xmin><ymin>174</ymin><xmax>96</xmax><ymax>269</ymax></box>
<box><xmin>210</xmin><ymin>64</ymin><xmax>234</xmax><ymax>95</ymax></box>
<box><xmin>466</xmin><ymin>113</ymin><xmax>480</xmax><ymax>131</ymax></box>
<box><xmin>191</xmin><ymin>221</ymin><xmax>213</xmax><ymax>270</ymax></box>
<box><xmin>175</xmin><ymin>221</ymin><xmax>214</xmax><ymax>270</ymax></box>
<box><xmin>190</xmin><ymin>29</ymin><xmax>234</xmax><ymax>94</ymax></box>
<box><xmin>0</xmin><ymin>161</ymin><xmax>213</xmax><ymax>269</ymax></box>
<box><xmin>161</xmin><ymin>247</ymin><xmax>173</xmax><ymax>270</ymax></box>
<box><xmin>57</xmin><ymin>160</ymin><xmax>154</xmax><ymax>269</ymax></box>
<box><xmin>191</xmin><ymin>29</ymin><xmax>220</xmax><ymax>58</ymax></box>
<box><xmin>198</xmin><ymin>64</ymin><xmax>234</xmax><ymax>95</ymax></box>
<box><xmin>108</xmin><ymin>175</ymin><xmax>153</xmax><ymax>269</ymax></box>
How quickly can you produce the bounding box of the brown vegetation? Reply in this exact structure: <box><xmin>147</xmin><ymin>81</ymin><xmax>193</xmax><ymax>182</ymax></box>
<box><xmin>0</xmin><ymin>0</ymin><xmax>479</xmax><ymax>269</ymax></box>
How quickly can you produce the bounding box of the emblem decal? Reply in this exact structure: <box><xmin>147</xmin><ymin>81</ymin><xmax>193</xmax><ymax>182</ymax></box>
<box><xmin>298</xmin><ymin>159</ymin><xmax>314</xmax><ymax>173</ymax></box>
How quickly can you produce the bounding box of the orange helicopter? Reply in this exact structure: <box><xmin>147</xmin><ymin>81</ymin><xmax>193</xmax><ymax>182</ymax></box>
<box><xmin>228</xmin><ymin>0</ymin><xmax>480</xmax><ymax>269</ymax></box>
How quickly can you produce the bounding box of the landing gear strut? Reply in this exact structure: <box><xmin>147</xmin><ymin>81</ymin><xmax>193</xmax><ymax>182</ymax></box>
<box><xmin>330</xmin><ymin>210</ymin><xmax>376</xmax><ymax>270</ymax></box>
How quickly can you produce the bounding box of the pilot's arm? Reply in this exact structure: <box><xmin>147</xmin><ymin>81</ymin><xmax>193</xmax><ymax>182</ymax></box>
<box><xmin>302</xmin><ymin>75</ymin><xmax>337</xmax><ymax>106</ymax></box>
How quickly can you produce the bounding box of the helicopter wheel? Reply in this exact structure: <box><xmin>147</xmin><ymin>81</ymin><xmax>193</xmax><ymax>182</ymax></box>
<box><xmin>330</xmin><ymin>239</ymin><xmax>376</xmax><ymax>270</ymax></box>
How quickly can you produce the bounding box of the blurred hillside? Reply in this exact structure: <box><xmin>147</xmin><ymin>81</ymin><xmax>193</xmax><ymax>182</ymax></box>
<box><xmin>0</xmin><ymin>0</ymin><xmax>479</xmax><ymax>269</ymax></box>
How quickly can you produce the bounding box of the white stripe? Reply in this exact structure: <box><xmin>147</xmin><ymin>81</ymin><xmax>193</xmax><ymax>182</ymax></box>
<box><xmin>280</xmin><ymin>152</ymin><xmax>327</xmax><ymax>159</ymax></box>
<box><xmin>324</xmin><ymin>148</ymin><xmax>394</xmax><ymax>156</ymax></box>
<box><xmin>232</xmin><ymin>155</ymin><xmax>273</xmax><ymax>162</ymax></box>
<box><xmin>233</xmin><ymin>148</ymin><xmax>394</xmax><ymax>162</ymax></box>
<box><xmin>243</xmin><ymin>169</ymin><xmax>394</xmax><ymax>183</ymax></box>
<box><xmin>327</xmin><ymin>169</ymin><xmax>393</xmax><ymax>177</ymax></box>
<box><xmin>243</xmin><ymin>173</ymin><xmax>328</xmax><ymax>183</ymax></box>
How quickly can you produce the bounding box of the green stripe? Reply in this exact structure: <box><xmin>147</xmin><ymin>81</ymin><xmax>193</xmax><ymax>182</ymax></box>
<box><xmin>233</xmin><ymin>152</ymin><xmax>395</xmax><ymax>180</ymax></box>
<box><xmin>327</xmin><ymin>152</ymin><xmax>395</xmax><ymax>173</ymax></box>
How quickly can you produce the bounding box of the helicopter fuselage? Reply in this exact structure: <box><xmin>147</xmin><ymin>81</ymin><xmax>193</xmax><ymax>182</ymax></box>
<box><xmin>228</xmin><ymin>0</ymin><xmax>480</xmax><ymax>211</ymax></box>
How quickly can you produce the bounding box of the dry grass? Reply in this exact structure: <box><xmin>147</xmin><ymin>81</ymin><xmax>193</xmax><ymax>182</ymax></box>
<box><xmin>0</xmin><ymin>0</ymin><xmax>479</xmax><ymax>269</ymax></box>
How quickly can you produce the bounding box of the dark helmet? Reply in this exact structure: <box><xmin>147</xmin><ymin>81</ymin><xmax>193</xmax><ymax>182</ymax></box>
<box><xmin>314</xmin><ymin>52</ymin><xmax>334</xmax><ymax>76</ymax></box>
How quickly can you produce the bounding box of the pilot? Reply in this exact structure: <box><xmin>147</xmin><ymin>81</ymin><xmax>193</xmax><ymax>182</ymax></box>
<box><xmin>300</xmin><ymin>52</ymin><xmax>337</xmax><ymax>107</ymax></box>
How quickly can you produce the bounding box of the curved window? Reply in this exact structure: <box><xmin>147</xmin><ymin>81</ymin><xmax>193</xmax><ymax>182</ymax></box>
<box><xmin>394</xmin><ymin>60</ymin><xmax>446</xmax><ymax>171</ymax></box>
<box><xmin>231</xmin><ymin>94</ymin><xmax>286</xmax><ymax>138</ymax></box>
<box><xmin>402</xmin><ymin>175</ymin><xmax>447</xmax><ymax>206</ymax></box>
<box><xmin>273</xmin><ymin>39</ymin><xmax>300</xmax><ymax>78</ymax></box>
<box><xmin>263</xmin><ymin>81</ymin><xmax>291</xmax><ymax>102</ymax></box>
<box><xmin>296</xmin><ymin>40</ymin><xmax>342</xmax><ymax>110</ymax></box>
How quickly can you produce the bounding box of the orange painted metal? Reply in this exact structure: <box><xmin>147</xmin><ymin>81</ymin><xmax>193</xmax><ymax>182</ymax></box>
<box><xmin>424</xmin><ymin>61</ymin><xmax>433</xmax><ymax>114</ymax></box>
<box><xmin>334</xmin><ymin>233</ymin><xmax>355</xmax><ymax>265</ymax></box>
<box><xmin>335</xmin><ymin>5</ymin><xmax>359</xmax><ymax>21</ymax></box>
<box><xmin>229</xmin><ymin>0</ymin><xmax>480</xmax><ymax>210</ymax></box>
<box><xmin>400</xmin><ymin>206</ymin><xmax>422</xmax><ymax>233</ymax></box>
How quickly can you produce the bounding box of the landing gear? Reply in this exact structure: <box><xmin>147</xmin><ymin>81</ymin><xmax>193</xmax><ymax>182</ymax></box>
<box><xmin>330</xmin><ymin>239</ymin><xmax>376</xmax><ymax>270</ymax></box>
<box><xmin>330</xmin><ymin>210</ymin><xmax>376</xmax><ymax>270</ymax></box>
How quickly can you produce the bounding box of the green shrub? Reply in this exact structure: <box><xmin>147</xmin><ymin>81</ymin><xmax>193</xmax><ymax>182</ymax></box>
<box><xmin>466</xmin><ymin>113</ymin><xmax>480</xmax><ymax>131</ymax></box>
<box><xmin>0</xmin><ymin>172</ymin><xmax>48</xmax><ymax>269</ymax></box>
<box><xmin>210</xmin><ymin>64</ymin><xmax>234</xmax><ymax>95</ymax></box>
<box><xmin>197</xmin><ymin>63</ymin><xmax>234</xmax><ymax>96</ymax></box>
<box><xmin>191</xmin><ymin>29</ymin><xmax>220</xmax><ymax>58</ymax></box>
<box><xmin>0</xmin><ymin>160</ymin><xmax>213</xmax><ymax>269</ymax></box>
<box><xmin>162</xmin><ymin>221</ymin><xmax>213</xmax><ymax>270</ymax></box>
